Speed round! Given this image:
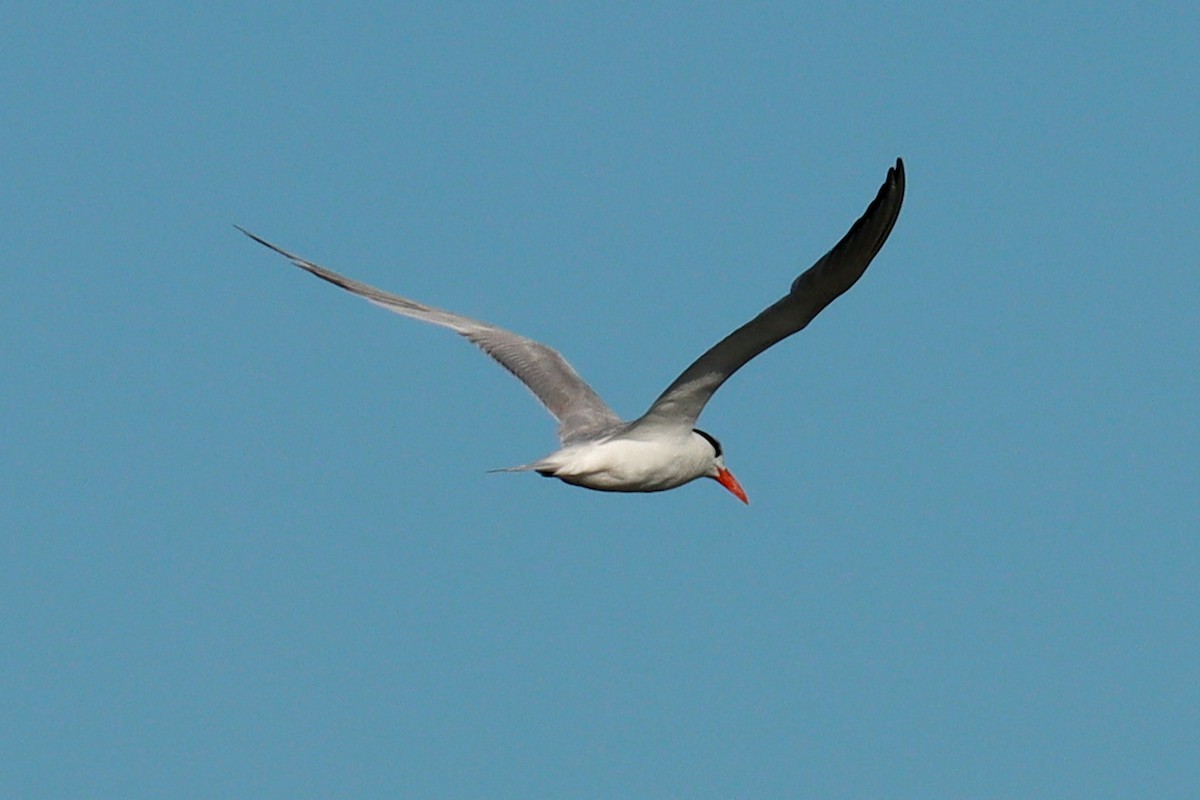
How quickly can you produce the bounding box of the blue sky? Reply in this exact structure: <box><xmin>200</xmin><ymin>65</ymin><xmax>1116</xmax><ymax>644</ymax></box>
<box><xmin>3</xmin><ymin>3</ymin><xmax>1197</xmax><ymax>797</ymax></box>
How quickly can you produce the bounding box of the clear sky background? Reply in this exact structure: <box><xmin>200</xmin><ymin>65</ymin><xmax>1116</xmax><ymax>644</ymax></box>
<box><xmin>3</xmin><ymin>4</ymin><xmax>1197</xmax><ymax>798</ymax></box>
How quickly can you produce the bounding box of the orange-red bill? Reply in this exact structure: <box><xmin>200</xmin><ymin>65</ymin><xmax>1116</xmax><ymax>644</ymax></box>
<box><xmin>716</xmin><ymin>467</ymin><xmax>749</xmax><ymax>505</ymax></box>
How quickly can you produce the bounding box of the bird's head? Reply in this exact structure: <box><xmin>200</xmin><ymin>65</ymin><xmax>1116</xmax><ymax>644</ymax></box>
<box><xmin>694</xmin><ymin>429</ymin><xmax>749</xmax><ymax>504</ymax></box>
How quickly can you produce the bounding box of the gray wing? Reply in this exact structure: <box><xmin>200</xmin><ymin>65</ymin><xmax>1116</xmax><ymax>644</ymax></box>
<box><xmin>635</xmin><ymin>158</ymin><xmax>905</xmax><ymax>430</ymax></box>
<box><xmin>237</xmin><ymin>228</ymin><xmax>623</xmax><ymax>443</ymax></box>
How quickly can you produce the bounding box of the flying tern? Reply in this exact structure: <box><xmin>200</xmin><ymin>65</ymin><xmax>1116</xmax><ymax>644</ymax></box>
<box><xmin>239</xmin><ymin>158</ymin><xmax>904</xmax><ymax>504</ymax></box>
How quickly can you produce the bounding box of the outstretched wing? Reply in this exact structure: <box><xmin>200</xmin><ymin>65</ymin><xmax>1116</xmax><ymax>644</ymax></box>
<box><xmin>635</xmin><ymin>158</ymin><xmax>905</xmax><ymax>430</ymax></box>
<box><xmin>238</xmin><ymin>228</ymin><xmax>623</xmax><ymax>443</ymax></box>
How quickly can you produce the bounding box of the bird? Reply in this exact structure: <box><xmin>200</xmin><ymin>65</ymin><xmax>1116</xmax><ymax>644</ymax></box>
<box><xmin>238</xmin><ymin>158</ymin><xmax>904</xmax><ymax>504</ymax></box>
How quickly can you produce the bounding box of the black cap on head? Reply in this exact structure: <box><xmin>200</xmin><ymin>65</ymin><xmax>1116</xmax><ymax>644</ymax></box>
<box><xmin>693</xmin><ymin>429</ymin><xmax>722</xmax><ymax>458</ymax></box>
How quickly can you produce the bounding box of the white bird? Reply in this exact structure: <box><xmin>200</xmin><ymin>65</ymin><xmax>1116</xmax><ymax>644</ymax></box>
<box><xmin>239</xmin><ymin>158</ymin><xmax>904</xmax><ymax>504</ymax></box>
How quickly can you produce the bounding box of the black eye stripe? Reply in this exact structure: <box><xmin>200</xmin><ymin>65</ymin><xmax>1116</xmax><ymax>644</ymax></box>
<box><xmin>693</xmin><ymin>429</ymin><xmax>722</xmax><ymax>457</ymax></box>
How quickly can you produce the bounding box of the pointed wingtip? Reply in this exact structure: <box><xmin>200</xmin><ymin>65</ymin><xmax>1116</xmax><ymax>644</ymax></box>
<box><xmin>234</xmin><ymin>225</ymin><xmax>310</xmax><ymax>266</ymax></box>
<box><xmin>234</xmin><ymin>225</ymin><xmax>272</xmax><ymax>250</ymax></box>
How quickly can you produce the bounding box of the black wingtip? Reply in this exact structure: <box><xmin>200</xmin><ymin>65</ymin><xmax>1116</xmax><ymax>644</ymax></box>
<box><xmin>234</xmin><ymin>225</ymin><xmax>310</xmax><ymax>266</ymax></box>
<box><xmin>234</xmin><ymin>225</ymin><xmax>274</xmax><ymax>251</ymax></box>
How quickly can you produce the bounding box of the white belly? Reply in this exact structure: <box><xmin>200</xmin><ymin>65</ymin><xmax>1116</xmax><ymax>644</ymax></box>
<box><xmin>536</xmin><ymin>436</ymin><xmax>709</xmax><ymax>493</ymax></box>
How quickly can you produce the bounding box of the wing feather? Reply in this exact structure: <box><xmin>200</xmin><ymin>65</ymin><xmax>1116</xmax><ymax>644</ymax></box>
<box><xmin>237</xmin><ymin>227</ymin><xmax>622</xmax><ymax>442</ymax></box>
<box><xmin>636</xmin><ymin>158</ymin><xmax>905</xmax><ymax>429</ymax></box>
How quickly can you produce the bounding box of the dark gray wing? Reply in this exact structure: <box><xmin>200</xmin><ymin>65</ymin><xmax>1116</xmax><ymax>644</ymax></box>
<box><xmin>635</xmin><ymin>158</ymin><xmax>905</xmax><ymax>430</ymax></box>
<box><xmin>237</xmin><ymin>228</ymin><xmax>623</xmax><ymax>443</ymax></box>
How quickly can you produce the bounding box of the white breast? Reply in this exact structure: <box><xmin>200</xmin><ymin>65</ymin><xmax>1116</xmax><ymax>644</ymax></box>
<box><xmin>535</xmin><ymin>433</ymin><xmax>712</xmax><ymax>493</ymax></box>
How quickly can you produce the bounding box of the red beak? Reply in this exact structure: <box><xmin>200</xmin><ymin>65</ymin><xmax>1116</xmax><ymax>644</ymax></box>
<box><xmin>715</xmin><ymin>467</ymin><xmax>749</xmax><ymax>505</ymax></box>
